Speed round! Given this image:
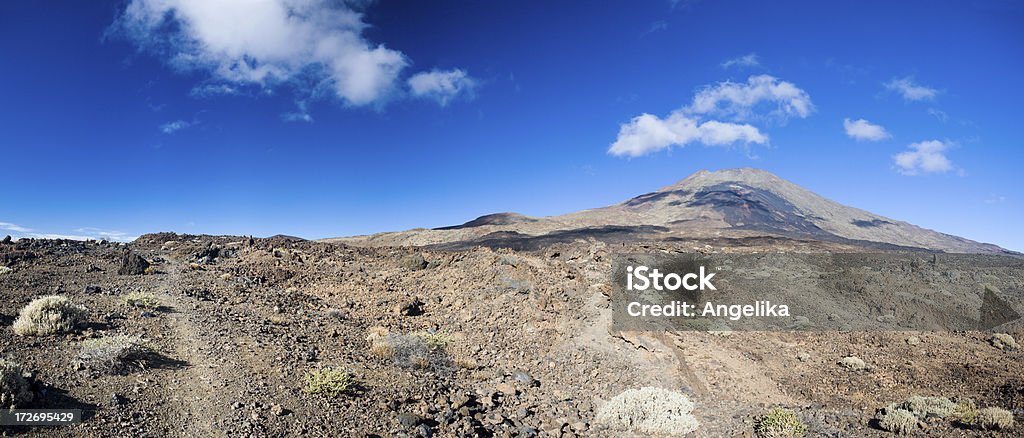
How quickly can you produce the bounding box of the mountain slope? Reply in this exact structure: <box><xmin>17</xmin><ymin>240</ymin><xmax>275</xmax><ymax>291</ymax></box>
<box><xmin>325</xmin><ymin>168</ymin><xmax>1007</xmax><ymax>253</ymax></box>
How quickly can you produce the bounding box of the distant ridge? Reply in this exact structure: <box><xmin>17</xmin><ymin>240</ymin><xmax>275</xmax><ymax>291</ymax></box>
<box><xmin>325</xmin><ymin>168</ymin><xmax>1009</xmax><ymax>253</ymax></box>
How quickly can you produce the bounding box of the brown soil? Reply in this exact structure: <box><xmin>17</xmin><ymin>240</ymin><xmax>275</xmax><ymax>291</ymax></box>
<box><xmin>0</xmin><ymin>234</ymin><xmax>1020</xmax><ymax>437</ymax></box>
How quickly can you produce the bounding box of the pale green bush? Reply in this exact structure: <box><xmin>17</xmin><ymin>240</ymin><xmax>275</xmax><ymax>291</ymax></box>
<box><xmin>595</xmin><ymin>387</ymin><xmax>699</xmax><ymax>435</ymax></box>
<box><xmin>756</xmin><ymin>408</ymin><xmax>808</xmax><ymax>437</ymax></box>
<box><xmin>79</xmin><ymin>335</ymin><xmax>150</xmax><ymax>373</ymax></box>
<box><xmin>303</xmin><ymin>367</ymin><xmax>354</xmax><ymax>397</ymax></box>
<box><xmin>12</xmin><ymin>296</ymin><xmax>87</xmax><ymax>336</ymax></box>
<box><xmin>0</xmin><ymin>359</ymin><xmax>32</xmax><ymax>409</ymax></box>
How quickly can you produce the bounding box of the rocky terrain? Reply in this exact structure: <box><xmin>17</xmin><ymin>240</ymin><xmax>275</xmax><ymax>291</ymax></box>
<box><xmin>1</xmin><ymin>231</ymin><xmax>1021</xmax><ymax>437</ymax></box>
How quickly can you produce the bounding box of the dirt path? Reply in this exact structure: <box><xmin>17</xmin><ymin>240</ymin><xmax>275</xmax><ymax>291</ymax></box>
<box><xmin>152</xmin><ymin>254</ymin><xmax>229</xmax><ymax>437</ymax></box>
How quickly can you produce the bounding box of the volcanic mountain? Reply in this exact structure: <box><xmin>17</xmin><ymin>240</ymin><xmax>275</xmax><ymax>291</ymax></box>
<box><xmin>326</xmin><ymin>168</ymin><xmax>1007</xmax><ymax>253</ymax></box>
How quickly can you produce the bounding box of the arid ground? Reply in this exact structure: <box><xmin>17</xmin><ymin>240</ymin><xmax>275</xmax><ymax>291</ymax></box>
<box><xmin>1</xmin><ymin>233</ymin><xmax>1021</xmax><ymax>437</ymax></box>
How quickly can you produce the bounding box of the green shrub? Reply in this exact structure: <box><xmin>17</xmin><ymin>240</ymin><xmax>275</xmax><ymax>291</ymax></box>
<box><xmin>12</xmin><ymin>296</ymin><xmax>87</xmax><ymax>336</ymax></box>
<box><xmin>79</xmin><ymin>335</ymin><xmax>150</xmax><ymax>374</ymax></box>
<box><xmin>0</xmin><ymin>359</ymin><xmax>33</xmax><ymax>409</ymax></box>
<box><xmin>412</xmin><ymin>331</ymin><xmax>452</xmax><ymax>349</ymax></box>
<box><xmin>303</xmin><ymin>367</ymin><xmax>354</xmax><ymax>397</ymax></box>
<box><xmin>122</xmin><ymin>292</ymin><xmax>160</xmax><ymax>309</ymax></box>
<box><xmin>756</xmin><ymin>408</ymin><xmax>808</xmax><ymax>437</ymax></box>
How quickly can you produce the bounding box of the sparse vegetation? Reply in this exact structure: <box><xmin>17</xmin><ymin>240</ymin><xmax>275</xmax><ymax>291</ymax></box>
<box><xmin>498</xmin><ymin>254</ymin><xmax>519</xmax><ymax>266</ymax></box>
<box><xmin>897</xmin><ymin>395</ymin><xmax>957</xmax><ymax>419</ymax></box>
<box><xmin>12</xmin><ymin>295</ymin><xmax>87</xmax><ymax>336</ymax></box>
<box><xmin>0</xmin><ymin>359</ymin><xmax>33</xmax><ymax>409</ymax></box>
<box><xmin>122</xmin><ymin>292</ymin><xmax>160</xmax><ymax>309</ymax></box>
<box><xmin>326</xmin><ymin>308</ymin><xmax>346</xmax><ymax>320</ymax></box>
<box><xmin>303</xmin><ymin>367</ymin><xmax>354</xmax><ymax>397</ymax></box>
<box><xmin>974</xmin><ymin>407</ymin><xmax>1014</xmax><ymax>430</ymax></box>
<box><xmin>412</xmin><ymin>330</ymin><xmax>452</xmax><ymax>349</ymax></box>
<box><xmin>365</xmin><ymin>327</ymin><xmax>452</xmax><ymax>370</ymax></box>
<box><xmin>399</xmin><ymin>253</ymin><xmax>428</xmax><ymax>271</ymax></box>
<box><xmin>755</xmin><ymin>408</ymin><xmax>808</xmax><ymax>437</ymax></box>
<box><xmin>877</xmin><ymin>408</ymin><xmax>919</xmax><ymax>434</ymax></box>
<box><xmin>79</xmin><ymin>335</ymin><xmax>150</xmax><ymax>373</ymax></box>
<box><xmin>369</xmin><ymin>341</ymin><xmax>395</xmax><ymax>359</ymax></box>
<box><xmin>953</xmin><ymin>398</ymin><xmax>978</xmax><ymax>425</ymax></box>
<box><xmin>0</xmin><ymin>265</ymin><xmax>12</xmax><ymax>275</ymax></box>
<box><xmin>838</xmin><ymin>356</ymin><xmax>867</xmax><ymax>371</ymax></box>
<box><xmin>875</xmin><ymin>396</ymin><xmax>1005</xmax><ymax>434</ymax></box>
<box><xmin>595</xmin><ymin>387</ymin><xmax>699</xmax><ymax>435</ymax></box>
<box><xmin>989</xmin><ymin>333</ymin><xmax>1018</xmax><ymax>350</ymax></box>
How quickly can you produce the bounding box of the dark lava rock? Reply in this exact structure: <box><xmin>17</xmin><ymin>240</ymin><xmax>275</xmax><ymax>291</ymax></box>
<box><xmin>110</xmin><ymin>393</ymin><xmax>127</xmax><ymax>407</ymax></box>
<box><xmin>83</xmin><ymin>285</ymin><xmax>102</xmax><ymax>294</ymax></box>
<box><xmin>400</xmin><ymin>253</ymin><xmax>428</xmax><ymax>271</ymax></box>
<box><xmin>394</xmin><ymin>297</ymin><xmax>423</xmax><ymax>316</ymax></box>
<box><xmin>397</xmin><ymin>413</ymin><xmax>422</xmax><ymax>428</ymax></box>
<box><xmin>117</xmin><ymin>250</ymin><xmax>150</xmax><ymax>275</ymax></box>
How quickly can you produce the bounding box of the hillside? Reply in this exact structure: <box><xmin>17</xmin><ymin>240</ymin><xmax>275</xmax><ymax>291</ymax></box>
<box><xmin>326</xmin><ymin>168</ymin><xmax>1006</xmax><ymax>253</ymax></box>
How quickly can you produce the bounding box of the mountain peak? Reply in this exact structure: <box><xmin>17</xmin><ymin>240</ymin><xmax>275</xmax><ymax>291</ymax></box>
<box><xmin>330</xmin><ymin>167</ymin><xmax>1007</xmax><ymax>254</ymax></box>
<box><xmin>664</xmin><ymin>168</ymin><xmax>787</xmax><ymax>192</ymax></box>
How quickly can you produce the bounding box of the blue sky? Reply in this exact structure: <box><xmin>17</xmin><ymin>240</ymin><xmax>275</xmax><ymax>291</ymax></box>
<box><xmin>1</xmin><ymin>0</ymin><xmax>1022</xmax><ymax>250</ymax></box>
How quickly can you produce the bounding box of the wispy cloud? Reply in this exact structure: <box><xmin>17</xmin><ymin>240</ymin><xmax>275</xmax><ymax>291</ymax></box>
<box><xmin>282</xmin><ymin>100</ymin><xmax>314</xmax><ymax>123</ymax></box>
<box><xmin>0</xmin><ymin>223</ymin><xmax>135</xmax><ymax>242</ymax></box>
<box><xmin>642</xmin><ymin>21</ymin><xmax>668</xmax><ymax>37</ymax></box>
<box><xmin>0</xmin><ymin>222</ymin><xmax>32</xmax><ymax>233</ymax></box>
<box><xmin>160</xmin><ymin>119</ymin><xmax>192</xmax><ymax>134</ymax></box>
<box><xmin>113</xmin><ymin>0</ymin><xmax>476</xmax><ymax>109</ymax></box>
<box><xmin>74</xmin><ymin>227</ymin><xmax>136</xmax><ymax>241</ymax></box>
<box><xmin>927</xmin><ymin>108</ymin><xmax>949</xmax><ymax>123</ymax></box>
<box><xmin>885</xmin><ymin>76</ymin><xmax>939</xmax><ymax>101</ymax></box>
<box><xmin>407</xmin><ymin>69</ymin><xmax>478</xmax><ymax>106</ymax></box>
<box><xmin>190</xmin><ymin>83</ymin><xmax>240</xmax><ymax>98</ymax></box>
<box><xmin>843</xmin><ymin>118</ymin><xmax>891</xmax><ymax>141</ymax></box>
<box><xmin>893</xmin><ymin>140</ymin><xmax>956</xmax><ymax>175</ymax></box>
<box><xmin>722</xmin><ymin>53</ymin><xmax>760</xmax><ymax>69</ymax></box>
<box><xmin>984</xmin><ymin>194</ymin><xmax>1006</xmax><ymax>204</ymax></box>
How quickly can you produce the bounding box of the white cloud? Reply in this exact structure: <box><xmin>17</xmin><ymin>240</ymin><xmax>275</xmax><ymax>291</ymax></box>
<box><xmin>190</xmin><ymin>83</ymin><xmax>240</xmax><ymax>98</ymax></box>
<box><xmin>74</xmin><ymin>228</ymin><xmax>135</xmax><ymax>241</ymax></box>
<box><xmin>885</xmin><ymin>77</ymin><xmax>938</xmax><ymax>101</ymax></box>
<box><xmin>722</xmin><ymin>53</ymin><xmax>759</xmax><ymax>69</ymax></box>
<box><xmin>893</xmin><ymin>140</ymin><xmax>955</xmax><ymax>175</ymax></box>
<box><xmin>608</xmin><ymin>74</ymin><xmax>812</xmax><ymax>157</ymax></box>
<box><xmin>843</xmin><ymin>118</ymin><xmax>890</xmax><ymax>141</ymax></box>
<box><xmin>927</xmin><ymin>108</ymin><xmax>949</xmax><ymax>122</ymax></box>
<box><xmin>608</xmin><ymin>112</ymin><xmax>767</xmax><ymax>157</ymax></box>
<box><xmin>641</xmin><ymin>20</ymin><xmax>668</xmax><ymax>37</ymax></box>
<box><xmin>116</xmin><ymin>0</ymin><xmax>474</xmax><ymax>107</ymax></box>
<box><xmin>1</xmin><ymin>224</ymin><xmax>135</xmax><ymax>242</ymax></box>
<box><xmin>0</xmin><ymin>222</ymin><xmax>32</xmax><ymax>233</ymax></box>
<box><xmin>688</xmin><ymin>75</ymin><xmax>814</xmax><ymax>121</ymax></box>
<box><xmin>160</xmin><ymin>119</ymin><xmax>192</xmax><ymax>133</ymax></box>
<box><xmin>408</xmin><ymin>69</ymin><xmax>477</xmax><ymax>106</ymax></box>
<box><xmin>984</xmin><ymin>194</ymin><xmax>1006</xmax><ymax>204</ymax></box>
<box><xmin>282</xmin><ymin>100</ymin><xmax>313</xmax><ymax>123</ymax></box>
